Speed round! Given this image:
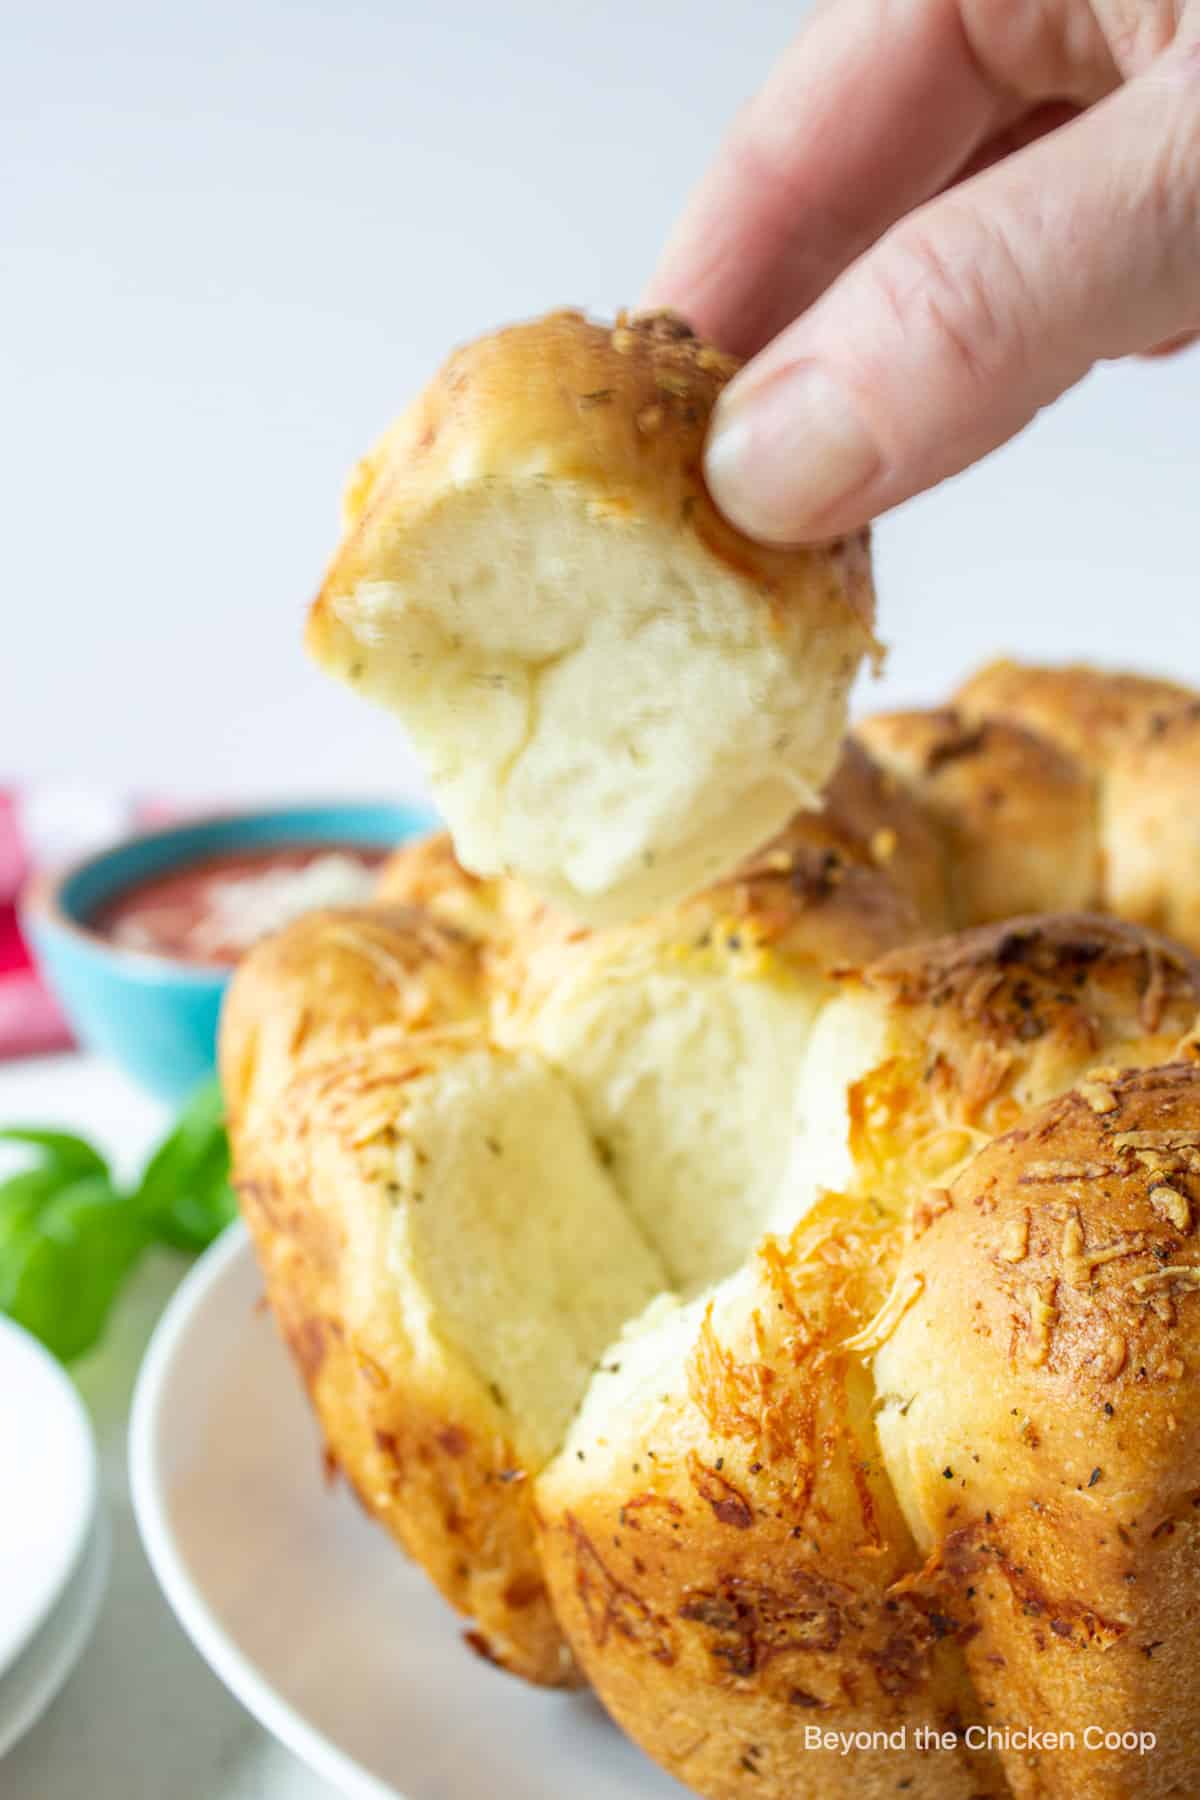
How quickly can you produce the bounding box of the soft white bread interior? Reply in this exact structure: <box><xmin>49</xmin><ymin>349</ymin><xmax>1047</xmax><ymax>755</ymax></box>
<box><xmin>305</xmin><ymin>309</ymin><xmax>877</xmax><ymax>924</ymax></box>
<box><xmin>505</xmin><ymin>776</ymin><xmax>930</xmax><ymax>1293</ymax></box>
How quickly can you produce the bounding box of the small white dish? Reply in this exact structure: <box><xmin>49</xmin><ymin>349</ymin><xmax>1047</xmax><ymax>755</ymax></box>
<box><xmin>0</xmin><ymin>1314</ymin><xmax>99</xmax><ymax>1678</ymax></box>
<box><xmin>0</xmin><ymin>1507</ymin><xmax>110</xmax><ymax>1760</ymax></box>
<box><xmin>130</xmin><ymin>1223</ymin><xmax>688</xmax><ymax>1800</ymax></box>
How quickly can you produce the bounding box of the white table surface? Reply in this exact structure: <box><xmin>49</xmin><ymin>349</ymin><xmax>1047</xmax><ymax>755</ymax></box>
<box><xmin>0</xmin><ymin>1053</ymin><xmax>337</xmax><ymax>1800</ymax></box>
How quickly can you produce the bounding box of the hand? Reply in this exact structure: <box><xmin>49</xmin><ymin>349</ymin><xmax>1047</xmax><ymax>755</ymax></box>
<box><xmin>643</xmin><ymin>0</ymin><xmax>1200</xmax><ymax>543</ymax></box>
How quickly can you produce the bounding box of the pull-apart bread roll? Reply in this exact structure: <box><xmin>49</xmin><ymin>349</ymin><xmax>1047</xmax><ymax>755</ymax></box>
<box><xmin>854</xmin><ymin>709</ymin><xmax>1102</xmax><ymax>927</ymax></box>
<box><xmin>222</xmin><ymin>793</ymin><xmax>925</xmax><ymax>1691</ymax></box>
<box><xmin>305</xmin><ymin>309</ymin><xmax>878</xmax><ymax>924</ymax></box>
<box><xmin>952</xmin><ymin>658</ymin><xmax>1192</xmax><ymax>767</ymax></box>
<box><xmin>536</xmin><ymin>917</ymin><xmax>1200</xmax><ymax>1800</ymax></box>
<box><xmin>859</xmin><ymin>659</ymin><xmax>1200</xmax><ymax>955</ymax></box>
<box><xmin>1103</xmin><ymin>702</ymin><xmax>1200</xmax><ymax>949</ymax></box>
<box><xmin>876</xmin><ymin>1059</ymin><xmax>1200</xmax><ymax>1800</ymax></box>
<box><xmin>220</xmin><ymin>901</ymin><xmax>485</xmax><ymax>1138</ymax></box>
<box><xmin>225</xmin><ymin>811</ymin><xmax>1200</xmax><ymax>1797</ymax></box>
<box><xmin>950</xmin><ymin>658</ymin><xmax>1200</xmax><ymax>952</ymax></box>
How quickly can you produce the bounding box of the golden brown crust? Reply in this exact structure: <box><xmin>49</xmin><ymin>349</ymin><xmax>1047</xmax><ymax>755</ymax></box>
<box><xmin>856</xmin><ymin>709</ymin><xmax>1101</xmax><ymax>926</ymax></box>
<box><xmin>306</xmin><ymin>309</ymin><xmax>876</xmax><ymax>661</ymax></box>
<box><xmin>849</xmin><ymin>915</ymin><xmax>1200</xmax><ymax>1185</ymax></box>
<box><xmin>373</xmin><ymin>828</ymin><xmax>553</xmax><ymax>975</ymax></box>
<box><xmin>953</xmin><ymin>658</ymin><xmax>1193</xmax><ymax>769</ymax></box>
<box><xmin>616</xmin><ymin>736</ymin><xmax>946</xmax><ymax>964</ymax></box>
<box><xmin>672</xmin><ymin>801</ymin><xmax>930</xmax><ymax>970</ymax></box>
<box><xmin>1104</xmin><ymin>701</ymin><xmax>1200</xmax><ymax>948</ymax></box>
<box><xmin>535</xmin><ymin>1195</ymin><xmax>1004</xmax><ymax>1800</ymax></box>
<box><xmin>223</xmin><ymin>904</ymin><xmax>578</xmax><ymax>1683</ymax></box>
<box><xmin>374</xmin><ymin>830</ymin><xmax>503</xmax><ymax>926</ymax></box>
<box><xmin>876</xmin><ymin>1064</ymin><xmax>1200</xmax><ymax>1796</ymax></box>
<box><xmin>218</xmin><ymin>903</ymin><xmax>484</xmax><ymax>1135</ymax></box>
<box><xmin>826</xmin><ymin>737</ymin><xmax>952</xmax><ymax>931</ymax></box>
<box><xmin>946</xmin><ymin>660</ymin><xmax>1200</xmax><ymax>957</ymax></box>
<box><xmin>237</xmin><ymin>1035</ymin><xmax>579</xmax><ymax>1687</ymax></box>
<box><xmin>864</xmin><ymin>914</ymin><xmax>1200</xmax><ymax>1051</ymax></box>
<box><xmin>801</xmin><ymin>912</ymin><xmax>1200</xmax><ymax>1243</ymax></box>
<box><xmin>704</xmin><ymin>806</ymin><xmax>928</xmax><ymax>974</ymax></box>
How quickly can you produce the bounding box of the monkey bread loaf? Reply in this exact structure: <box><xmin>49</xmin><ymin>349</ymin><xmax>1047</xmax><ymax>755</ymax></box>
<box><xmin>223</xmin><ymin>651</ymin><xmax>1200</xmax><ymax>1800</ymax></box>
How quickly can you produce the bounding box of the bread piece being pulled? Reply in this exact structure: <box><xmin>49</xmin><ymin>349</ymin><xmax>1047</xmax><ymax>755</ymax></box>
<box><xmin>306</xmin><ymin>309</ymin><xmax>877</xmax><ymax>925</ymax></box>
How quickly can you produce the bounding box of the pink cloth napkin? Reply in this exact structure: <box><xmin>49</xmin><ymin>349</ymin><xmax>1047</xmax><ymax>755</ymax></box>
<box><xmin>0</xmin><ymin>787</ymin><xmax>168</xmax><ymax>1060</ymax></box>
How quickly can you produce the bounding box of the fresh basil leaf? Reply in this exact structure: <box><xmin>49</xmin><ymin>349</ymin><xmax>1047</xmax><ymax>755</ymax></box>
<box><xmin>3</xmin><ymin>1173</ymin><xmax>148</xmax><ymax>1363</ymax></box>
<box><xmin>0</xmin><ymin>1171</ymin><xmax>60</xmax><ymax>1309</ymax></box>
<box><xmin>0</xmin><ymin>1128</ymin><xmax>109</xmax><ymax>1182</ymax></box>
<box><xmin>0</xmin><ymin>1079</ymin><xmax>237</xmax><ymax>1362</ymax></box>
<box><xmin>0</xmin><ymin>1161</ymin><xmax>91</xmax><ymax>1300</ymax></box>
<box><xmin>134</xmin><ymin>1079</ymin><xmax>237</xmax><ymax>1253</ymax></box>
<box><xmin>0</xmin><ymin>1164</ymin><xmax>65</xmax><ymax>1221</ymax></box>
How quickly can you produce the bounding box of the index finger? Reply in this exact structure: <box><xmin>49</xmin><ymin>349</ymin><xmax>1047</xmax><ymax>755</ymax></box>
<box><xmin>642</xmin><ymin>0</ymin><xmax>1018</xmax><ymax>356</ymax></box>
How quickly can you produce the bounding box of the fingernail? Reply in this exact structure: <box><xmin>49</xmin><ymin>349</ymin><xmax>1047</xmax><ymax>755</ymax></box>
<box><xmin>704</xmin><ymin>364</ymin><xmax>880</xmax><ymax>543</ymax></box>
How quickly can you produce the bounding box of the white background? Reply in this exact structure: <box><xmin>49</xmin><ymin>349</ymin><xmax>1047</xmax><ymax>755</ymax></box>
<box><xmin>6</xmin><ymin>0</ymin><xmax>1198</xmax><ymax>806</ymax></box>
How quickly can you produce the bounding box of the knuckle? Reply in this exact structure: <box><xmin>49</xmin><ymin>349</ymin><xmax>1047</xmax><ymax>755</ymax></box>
<box><xmin>1093</xmin><ymin>0</ymin><xmax>1186</xmax><ymax>74</ymax></box>
<box><xmin>862</xmin><ymin>213</ymin><xmax>1035</xmax><ymax>397</ymax></box>
<box><xmin>1136</xmin><ymin>82</ymin><xmax>1200</xmax><ymax>261</ymax></box>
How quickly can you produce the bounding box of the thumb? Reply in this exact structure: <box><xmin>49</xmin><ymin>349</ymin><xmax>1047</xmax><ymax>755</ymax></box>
<box><xmin>704</xmin><ymin>39</ymin><xmax>1200</xmax><ymax>544</ymax></box>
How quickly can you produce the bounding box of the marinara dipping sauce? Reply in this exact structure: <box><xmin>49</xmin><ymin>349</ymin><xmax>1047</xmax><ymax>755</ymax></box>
<box><xmin>90</xmin><ymin>845</ymin><xmax>387</xmax><ymax>965</ymax></box>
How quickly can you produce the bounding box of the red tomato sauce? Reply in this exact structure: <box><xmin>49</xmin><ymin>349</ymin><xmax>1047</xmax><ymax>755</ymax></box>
<box><xmin>90</xmin><ymin>844</ymin><xmax>387</xmax><ymax>965</ymax></box>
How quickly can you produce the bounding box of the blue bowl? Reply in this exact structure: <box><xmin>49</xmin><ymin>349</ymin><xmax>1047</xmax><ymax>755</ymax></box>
<box><xmin>22</xmin><ymin>802</ymin><xmax>438</xmax><ymax>1103</ymax></box>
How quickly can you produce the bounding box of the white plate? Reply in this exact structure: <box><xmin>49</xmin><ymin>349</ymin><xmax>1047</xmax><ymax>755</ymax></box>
<box><xmin>130</xmin><ymin>1223</ymin><xmax>690</xmax><ymax>1800</ymax></box>
<box><xmin>0</xmin><ymin>1507</ymin><xmax>110</xmax><ymax>1760</ymax></box>
<box><xmin>0</xmin><ymin>1314</ymin><xmax>99</xmax><ymax>1677</ymax></box>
